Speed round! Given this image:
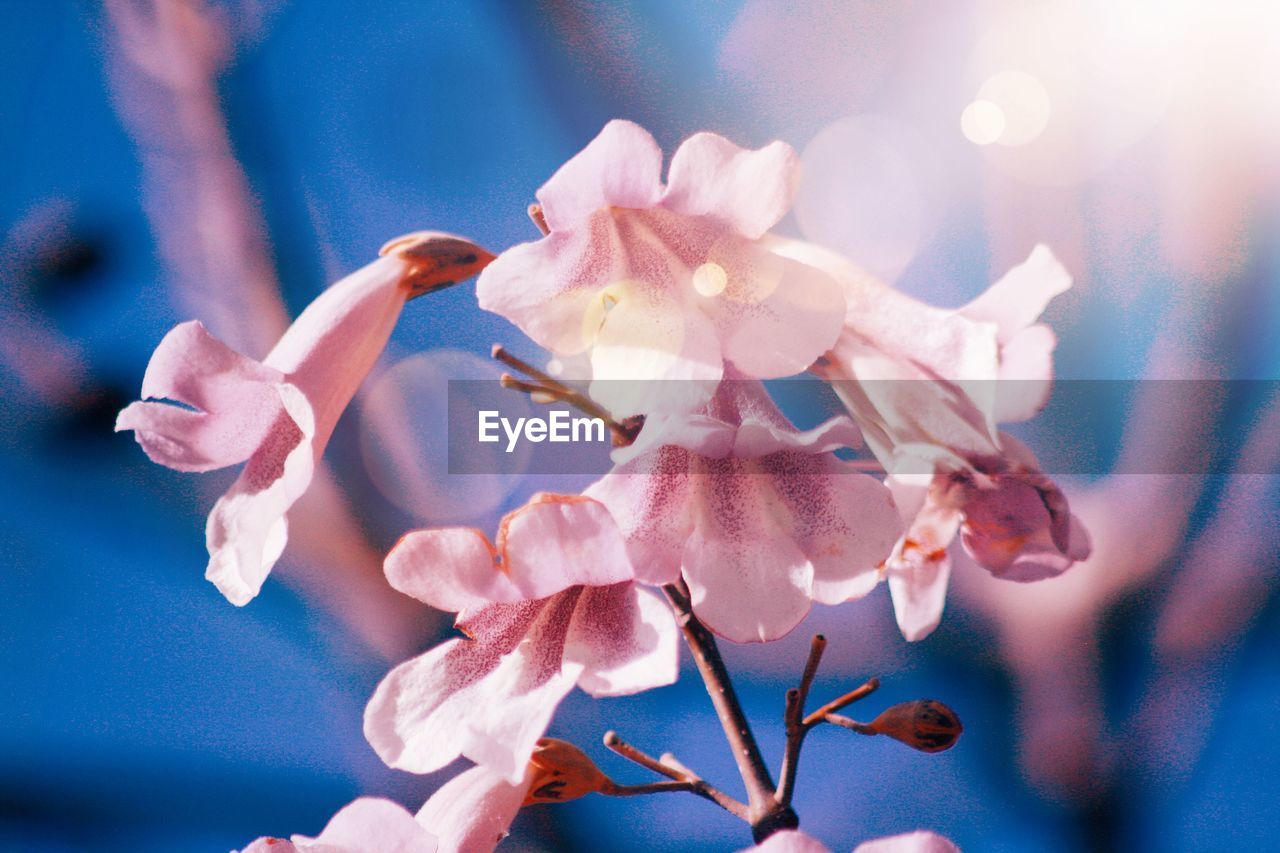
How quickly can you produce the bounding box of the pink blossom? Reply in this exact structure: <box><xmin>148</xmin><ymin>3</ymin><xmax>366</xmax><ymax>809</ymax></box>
<box><xmin>237</xmin><ymin>796</ymin><xmax>436</xmax><ymax>853</ymax></box>
<box><xmin>477</xmin><ymin>120</ymin><xmax>845</xmax><ymax>416</ymax></box>
<box><xmin>785</xmin><ymin>238</ymin><xmax>1089</xmax><ymax>641</ymax></box>
<box><xmin>585</xmin><ymin>379</ymin><xmax>902</xmax><ymax>643</ymax></box>
<box><xmin>234</xmin><ymin>767</ymin><xmax>534</xmax><ymax>853</ymax></box>
<box><xmin>854</xmin><ymin>830</ymin><xmax>960</xmax><ymax>853</ymax></box>
<box><xmin>417</xmin><ymin>764</ymin><xmax>531</xmax><ymax>853</ymax></box>
<box><xmin>739</xmin><ymin>829</ymin><xmax>959</xmax><ymax>852</ymax></box>
<box><xmin>364</xmin><ymin>493</ymin><xmax>678</xmax><ymax>781</ymax></box>
<box><xmin>794</xmin><ymin>239</ymin><xmax>1073</xmax><ymax>460</ymax></box>
<box><xmin>742</xmin><ymin>829</ymin><xmax>832</xmax><ymax>853</ymax></box>
<box><xmin>885</xmin><ymin>436</ymin><xmax>1091</xmax><ymax>640</ymax></box>
<box><xmin>115</xmin><ymin>234</ymin><xmax>492</xmax><ymax>605</ymax></box>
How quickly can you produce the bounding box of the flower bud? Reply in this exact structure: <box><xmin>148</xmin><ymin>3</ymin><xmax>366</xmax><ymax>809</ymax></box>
<box><xmin>379</xmin><ymin>230</ymin><xmax>495</xmax><ymax>297</ymax></box>
<box><xmin>865</xmin><ymin>700</ymin><xmax>962</xmax><ymax>753</ymax></box>
<box><xmin>522</xmin><ymin>738</ymin><xmax>610</xmax><ymax>805</ymax></box>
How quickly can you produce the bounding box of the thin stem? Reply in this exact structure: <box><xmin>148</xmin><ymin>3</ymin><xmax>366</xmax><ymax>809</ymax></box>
<box><xmin>492</xmin><ymin>344</ymin><xmax>560</xmax><ymax>388</ymax></box>
<box><xmin>822</xmin><ymin>713</ymin><xmax>875</xmax><ymax>734</ymax></box>
<box><xmin>662</xmin><ymin>583</ymin><xmax>798</xmax><ymax>840</ymax></box>
<box><xmin>602</xmin><ymin>780</ymin><xmax>700</xmax><ymax>797</ymax></box>
<box><xmin>604</xmin><ymin>731</ymin><xmax>685</xmax><ymax>782</ymax></box>
<box><xmin>499</xmin><ymin>374</ymin><xmax>558</xmax><ymax>402</ymax></box>
<box><xmin>603</xmin><ymin>730</ymin><xmax>748</xmax><ymax>819</ymax></box>
<box><xmin>777</xmin><ymin>635</ymin><xmax>827</xmax><ymax>805</ymax></box>
<box><xmin>528</xmin><ymin>203</ymin><xmax>550</xmax><ymax>235</ymax></box>
<box><xmin>492</xmin><ymin>345</ymin><xmax>641</xmax><ymax>445</ymax></box>
<box><xmin>802</xmin><ymin>677</ymin><xmax>880</xmax><ymax>727</ymax></box>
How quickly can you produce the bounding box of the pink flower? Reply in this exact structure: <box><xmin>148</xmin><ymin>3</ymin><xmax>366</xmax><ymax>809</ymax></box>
<box><xmin>885</xmin><ymin>436</ymin><xmax>1091</xmax><ymax>640</ymax></box>
<box><xmin>785</xmin><ymin>238</ymin><xmax>1090</xmax><ymax>640</ymax></box>
<box><xmin>476</xmin><ymin>120</ymin><xmax>845</xmax><ymax>416</ymax></box>
<box><xmin>115</xmin><ymin>233</ymin><xmax>492</xmax><ymax>605</ymax></box>
<box><xmin>234</xmin><ymin>766</ymin><xmax>532</xmax><ymax>853</ymax></box>
<box><xmin>854</xmin><ymin>830</ymin><xmax>960</xmax><ymax>853</ymax></box>
<box><xmin>237</xmin><ymin>797</ymin><xmax>436</xmax><ymax>853</ymax></box>
<box><xmin>364</xmin><ymin>493</ymin><xmax>678</xmax><ymax>781</ymax></box>
<box><xmin>794</xmin><ymin>239</ymin><xmax>1073</xmax><ymax>460</ymax></box>
<box><xmin>742</xmin><ymin>830</ymin><xmax>832</xmax><ymax>853</ymax></box>
<box><xmin>739</xmin><ymin>829</ymin><xmax>959</xmax><ymax>853</ymax></box>
<box><xmin>585</xmin><ymin>379</ymin><xmax>902</xmax><ymax>643</ymax></box>
<box><xmin>417</xmin><ymin>764</ymin><xmax>531</xmax><ymax>853</ymax></box>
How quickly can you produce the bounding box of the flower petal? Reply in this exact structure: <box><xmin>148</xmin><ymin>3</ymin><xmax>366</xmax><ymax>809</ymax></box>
<box><xmin>417</xmin><ymin>765</ymin><xmax>530</xmax><ymax>853</ymax></box>
<box><xmin>536</xmin><ymin>119</ymin><xmax>665</xmax><ymax>232</ymax></box>
<box><xmin>886</xmin><ymin>501</ymin><xmax>960</xmax><ymax>642</ymax></box>
<box><xmin>115</xmin><ymin>321</ymin><xmax>284</xmax><ymax>472</ymax></box>
<box><xmin>854</xmin><ymin>830</ymin><xmax>959</xmax><ymax>853</ymax></box>
<box><xmin>960</xmin><ymin>244</ymin><xmax>1071</xmax><ymax>343</ymax></box>
<box><xmin>663</xmin><ymin>132</ymin><xmax>799</xmax><ymax>239</ymax></box>
<box><xmin>588</xmin><ymin>282</ymin><xmax>723</xmax><ymax>416</ymax></box>
<box><xmin>498</xmin><ymin>494</ymin><xmax>636</xmax><ymax>593</ymax></box>
<box><xmin>992</xmin><ymin>323</ymin><xmax>1057</xmax><ymax>423</ymax></box>
<box><xmin>384</xmin><ymin>527</ymin><xmax>502</xmax><ymax>613</ymax></box>
<box><xmin>384</xmin><ymin>495</ymin><xmax>634</xmax><ymax>614</ymax></box>
<box><xmin>704</xmin><ymin>237</ymin><xmax>845</xmax><ymax>379</ymax></box>
<box><xmin>363</xmin><ymin>595</ymin><xmax>581</xmax><ymax>781</ymax></box>
<box><xmin>583</xmin><ymin>447</ymin><xmax>691</xmax><ymax>587</ymax></box>
<box><xmin>266</xmin><ymin>253</ymin><xmax>410</xmax><ymax>449</ymax></box>
<box><xmin>763</xmin><ymin>455</ymin><xmax>901</xmax><ymax>606</ymax></box>
<box><xmin>475</xmin><ymin>225</ymin><xmax>616</xmax><ymax>356</ymax></box>
<box><xmin>298</xmin><ymin>797</ymin><xmax>436</xmax><ymax>852</ymax></box>
<box><xmin>205</xmin><ymin>395</ymin><xmax>315</xmax><ymax>606</ymax></box>
<box><xmin>682</xmin><ymin>471</ymin><xmax>815</xmax><ymax>643</ymax></box>
<box><xmin>566</xmin><ymin>583</ymin><xmax>679</xmax><ymax>697</ymax></box>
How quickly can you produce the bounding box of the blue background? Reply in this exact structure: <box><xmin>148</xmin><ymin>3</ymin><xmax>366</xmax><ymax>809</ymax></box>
<box><xmin>2</xmin><ymin>2</ymin><xmax>1278</xmax><ymax>850</ymax></box>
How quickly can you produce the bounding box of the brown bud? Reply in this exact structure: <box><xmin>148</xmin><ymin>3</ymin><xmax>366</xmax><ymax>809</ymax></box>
<box><xmin>865</xmin><ymin>700</ymin><xmax>963</xmax><ymax>753</ymax></box>
<box><xmin>379</xmin><ymin>230</ymin><xmax>496</xmax><ymax>297</ymax></box>
<box><xmin>522</xmin><ymin>738</ymin><xmax>610</xmax><ymax>805</ymax></box>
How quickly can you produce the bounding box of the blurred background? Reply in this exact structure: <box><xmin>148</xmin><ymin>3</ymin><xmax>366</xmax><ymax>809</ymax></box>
<box><xmin>2</xmin><ymin>1</ymin><xmax>1278</xmax><ymax>850</ymax></box>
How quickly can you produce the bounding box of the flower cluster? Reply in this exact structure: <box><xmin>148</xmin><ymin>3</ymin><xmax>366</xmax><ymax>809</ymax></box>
<box><xmin>121</xmin><ymin>121</ymin><xmax>1088</xmax><ymax>851</ymax></box>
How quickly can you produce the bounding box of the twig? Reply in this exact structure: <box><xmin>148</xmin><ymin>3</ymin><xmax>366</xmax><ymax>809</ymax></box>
<box><xmin>602</xmin><ymin>780</ymin><xmax>700</xmax><ymax>797</ymax></box>
<box><xmin>823</xmin><ymin>714</ymin><xmax>874</xmax><ymax>733</ymax></box>
<box><xmin>802</xmin><ymin>678</ymin><xmax>880</xmax><ymax>727</ymax></box>
<box><xmin>774</xmin><ymin>633</ymin><xmax>880</xmax><ymax>806</ymax></box>
<box><xmin>777</xmin><ymin>635</ymin><xmax>827</xmax><ymax>804</ymax></box>
<box><xmin>662</xmin><ymin>584</ymin><xmax>799</xmax><ymax>840</ymax></box>
<box><xmin>603</xmin><ymin>731</ymin><xmax>748</xmax><ymax>818</ymax></box>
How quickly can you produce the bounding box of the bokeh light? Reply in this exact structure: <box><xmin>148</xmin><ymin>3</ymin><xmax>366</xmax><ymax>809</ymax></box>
<box><xmin>359</xmin><ymin>349</ymin><xmax>532</xmax><ymax>525</ymax></box>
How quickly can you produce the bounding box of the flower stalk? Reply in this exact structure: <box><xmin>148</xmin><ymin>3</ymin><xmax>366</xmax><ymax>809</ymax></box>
<box><xmin>662</xmin><ymin>582</ymin><xmax>800</xmax><ymax>841</ymax></box>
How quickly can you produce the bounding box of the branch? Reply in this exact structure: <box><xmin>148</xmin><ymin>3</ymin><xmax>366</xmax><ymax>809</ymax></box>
<box><xmin>661</xmin><ymin>584</ymin><xmax>799</xmax><ymax>840</ymax></box>
<box><xmin>777</xmin><ymin>634</ymin><xmax>827</xmax><ymax>805</ymax></box>
<box><xmin>603</xmin><ymin>731</ymin><xmax>748</xmax><ymax>819</ymax></box>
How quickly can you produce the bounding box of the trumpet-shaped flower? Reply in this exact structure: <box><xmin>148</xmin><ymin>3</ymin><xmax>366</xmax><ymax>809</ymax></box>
<box><xmin>793</xmin><ymin>239</ymin><xmax>1072</xmax><ymax>461</ymax></box>
<box><xmin>786</xmin><ymin>237</ymin><xmax>1090</xmax><ymax>640</ymax></box>
<box><xmin>585</xmin><ymin>379</ymin><xmax>902</xmax><ymax>643</ymax></box>
<box><xmin>885</xmin><ymin>436</ymin><xmax>1090</xmax><ymax>640</ymax></box>
<box><xmin>115</xmin><ymin>233</ymin><xmax>492</xmax><ymax>605</ymax></box>
<box><xmin>364</xmin><ymin>493</ymin><xmax>678</xmax><ymax>782</ymax></box>
<box><xmin>477</xmin><ymin>120</ymin><xmax>846</xmax><ymax>416</ymax></box>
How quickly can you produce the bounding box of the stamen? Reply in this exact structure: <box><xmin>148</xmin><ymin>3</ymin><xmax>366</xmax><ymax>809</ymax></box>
<box><xmin>491</xmin><ymin>345</ymin><xmax>643</xmax><ymax>446</ymax></box>
<box><xmin>528</xmin><ymin>203</ymin><xmax>550</xmax><ymax>236</ymax></box>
